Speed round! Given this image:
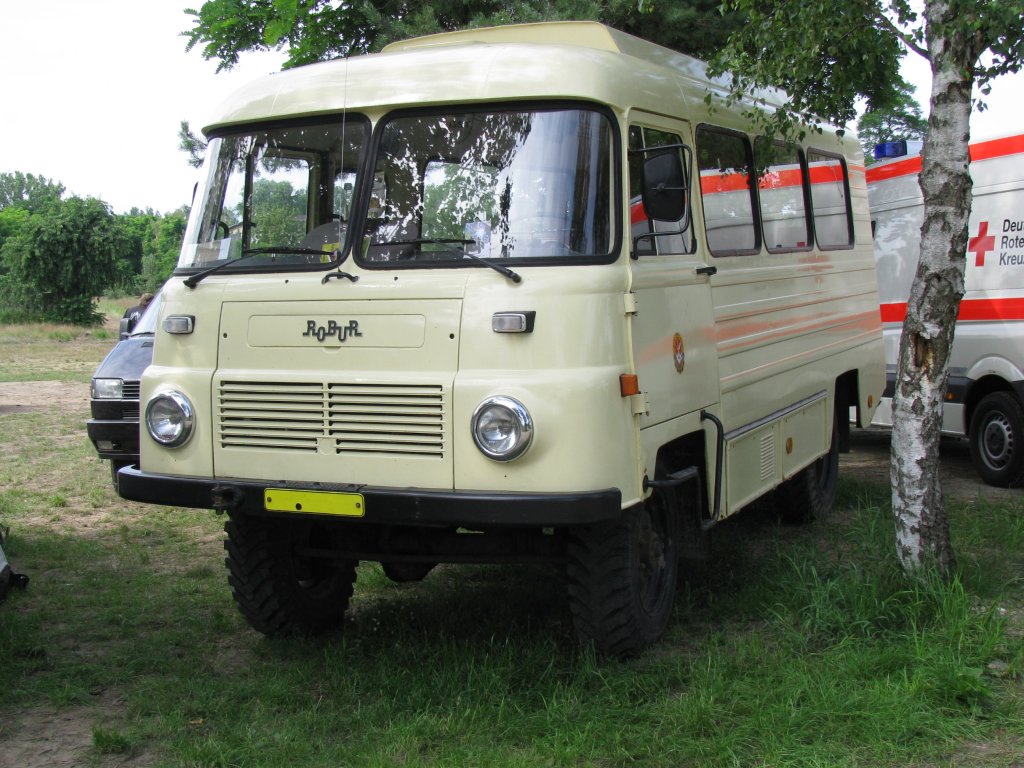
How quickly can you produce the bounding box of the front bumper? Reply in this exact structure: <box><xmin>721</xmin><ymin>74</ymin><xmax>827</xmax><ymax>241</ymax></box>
<box><xmin>86</xmin><ymin>419</ymin><xmax>140</xmax><ymax>462</ymax></box>
<box><xmin>115</xmin><ymin>466</ymin><xmax>622</xmax><ymax>528</ymax></box>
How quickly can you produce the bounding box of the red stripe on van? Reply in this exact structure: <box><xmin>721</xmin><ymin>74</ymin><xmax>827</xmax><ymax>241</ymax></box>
<box><xmin>881</xmin><ymin>297</ymin><xmax>1024</xmax><ymax>324</ymax></box>
<box><xmin>702</xmin><ymin>164</ymin><xmax>849</xmax><ymax>194</ymax></box>
<box><xmin>630</xmin><ymin>200</ymin><xmax>647</xmax><ymax>225</ymax></box>
<box><xmin>866</xmin><ymin>134</ymin><xmax>1024</xmax><ymax>183</ymax></box>
<box><xmin>969</xmin><ymin>134</ymin><xmax>1024</xmax><ymax>162</ymax></box>
<box><xmin>866</xmin><ymin>156</ymin><xmax>922</xmax><ymax>183</ymax></box>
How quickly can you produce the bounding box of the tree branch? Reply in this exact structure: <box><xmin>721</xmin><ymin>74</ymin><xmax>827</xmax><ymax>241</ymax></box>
<box><xmin>875</xmin><ymin>11</ymin><xmax>927</xmax><ymax>59</ymax></box>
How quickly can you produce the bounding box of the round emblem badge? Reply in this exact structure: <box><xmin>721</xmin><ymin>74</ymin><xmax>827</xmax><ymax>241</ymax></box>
<box><xmin>672</xmin><ymin>333</ymin><xmax>685</xmax><ymax>373</ymax></box>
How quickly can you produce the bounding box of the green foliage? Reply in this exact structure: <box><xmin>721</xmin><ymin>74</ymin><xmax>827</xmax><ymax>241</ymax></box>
<box><xmin>0</xmin><ymin>197</ymin><xmax>132</xmax><ymax>325</ymax></box>
<box><xmin>709</xmin><ymin>0</ymin><xmax>1023</xmax><ymax>140</ymax></box>
<box><xmin>178</xmin><ymin>120</ymin><xmax>207</xmax><ymax>169</ymax></box>
<box><xmin>857</xmin><ymin>77</ymin><xmax>927</xmax><ymax>163</ymax></box>
<box><xmin>140</xmin><ymin>207</ymin><xmax>189</xmax><ymax>290</ymax></box>
<box><xmin>0</xmin><ymin>171</ymin><xmax>187</xmax><ymax>318</ymax></box>
<box><xmin>248</xmin><ymin>178</ymin><xmax>308</xmax><ymax>247</ymax></box>
<box><xmin>706</xmin><ymin>0</ymin><xmax>909</xmax><ymax>144</ymax></box>
<box><xmin>183</xmin><ymin>0</ymin><xmax>742</xmax><ymax>71</ymax></box>
<box><xmin>0</xmin><ymin>171</ymin><xmax>65</xmax><ymax>213</ymax></box>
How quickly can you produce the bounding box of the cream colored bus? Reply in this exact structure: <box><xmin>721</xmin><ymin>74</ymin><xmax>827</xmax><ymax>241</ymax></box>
<box><xmin>118</xmin><ymin>21</ymin><xmax>884</xmax><ymax>655</ymax></box>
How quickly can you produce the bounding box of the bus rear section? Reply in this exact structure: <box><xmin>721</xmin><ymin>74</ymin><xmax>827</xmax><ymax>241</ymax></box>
<box><xmin>869</xmin><ymin>134</ymin><xmax>1024</xmax><ymax>486</ymax></box>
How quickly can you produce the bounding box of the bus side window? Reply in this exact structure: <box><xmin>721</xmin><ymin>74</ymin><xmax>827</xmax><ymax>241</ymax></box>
<box><xmin>628</xmin><ymin>125</ymin><xmax>694</xmax><ymax>256</ymax></box>
<box><xmin>807</xmin><ymin>150</ymin><xmax>854</xmax><ymax>249</ymax></box>
<box><xmin>755</xmin><ymin>139</ymin><xmax>812</xmax><ymax>252</ymax></box>
<box><xmin>696</xmin><ymin>126</ymin><xmax>760</xmax><ymax>257</ymax></box>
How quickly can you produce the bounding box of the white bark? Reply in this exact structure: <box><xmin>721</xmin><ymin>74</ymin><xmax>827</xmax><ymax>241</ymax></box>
<box><xmin>889</xmin><ymin>0</ymin><xmax>978</xmax><ymax>575</ymax></box>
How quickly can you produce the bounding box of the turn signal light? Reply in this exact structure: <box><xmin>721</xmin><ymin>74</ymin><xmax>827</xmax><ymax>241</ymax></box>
<box><xmin>620</xmin><ymin>374</ymin><xmax>640</xmax><ymax>397</ymax></box>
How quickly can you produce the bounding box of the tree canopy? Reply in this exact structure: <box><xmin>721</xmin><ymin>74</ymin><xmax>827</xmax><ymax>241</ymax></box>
<box><xmin>0</xmin><ymin>172</ymin><xmax>187</xmax><ymax>323</ymax></box>
<box><xmin>183</xmin><ymin>0</ymin><xmax>742</xmax><ymax>70</ymax></box>
<box><xmin>0</xmin><ymin>171</ymin><xmax>65</xmax><ymax>214</ymax></box>
<box><xmin>857</xmin><ymin>78</ymin><xmax>927</xmax><ymax>162</ymax></box>
<box><xmin>1</xmin><ymin>197</ymin><xmax>131</xmax><ymax>325</ymax></box>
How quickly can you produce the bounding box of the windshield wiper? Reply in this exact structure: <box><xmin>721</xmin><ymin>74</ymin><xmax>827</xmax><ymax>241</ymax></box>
<box><xmin>183</xmin><ymin>247</ymin><xmax>339</xmax><ymax>289</ymax></box>
<box><xmin>377</xmin><ymin>238</ymin><xmax>522</xmax><ymax>284</ymax></box>
<box><xmin>459</xmin><ymin>249</ymin><xmax>522</xmax><ymax>284</ymax></box>
<box><xmin>242</xmin><ymin>246</ymin><xmax>335</xmax><ymax>256</ymax></box>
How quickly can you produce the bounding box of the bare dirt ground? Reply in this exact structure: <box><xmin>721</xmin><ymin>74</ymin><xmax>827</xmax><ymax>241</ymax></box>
<box><xmin>0</xmin><ymin>380</ymin><xmax>90</xmax><ymax>415</ymax></box>
<box><xmin>844</xmin><ymin>425</ymin><xmax>1023</xmax><ymax>503</ymax></box>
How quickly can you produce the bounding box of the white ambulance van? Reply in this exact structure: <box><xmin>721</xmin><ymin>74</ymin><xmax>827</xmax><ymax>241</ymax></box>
<box><xmin>117</xmin><ymin>22</ymin><xmax>884</xmax><ymax>655</ymax></box>
<box><xmin>869</xmin><ymin>134</ymin><xmax>1024</xmax><ymax>487</ymax></box>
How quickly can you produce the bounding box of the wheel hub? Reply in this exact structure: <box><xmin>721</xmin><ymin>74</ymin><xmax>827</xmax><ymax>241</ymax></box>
<box><xmin>982</xmin><ymin>414</ymin><xmax>1014</xmax><ymax>469</ymax></box>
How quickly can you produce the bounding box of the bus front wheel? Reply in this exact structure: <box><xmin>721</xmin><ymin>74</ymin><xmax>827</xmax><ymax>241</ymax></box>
<box><xmin>224</xmin><ymin>512</ymin><xmax>357</xmax><ymax>636</ymax></box>
<box><xmin>566</xmin><ymin>481</ymin><xmax>680</xmax><ymax>657</ymax></box>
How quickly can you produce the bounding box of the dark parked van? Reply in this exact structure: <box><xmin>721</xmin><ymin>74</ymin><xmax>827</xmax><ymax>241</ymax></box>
<box><xmin>87</xmin><ymin>292</ymin><xmax>161</xmax><ymax>486</ymax></box>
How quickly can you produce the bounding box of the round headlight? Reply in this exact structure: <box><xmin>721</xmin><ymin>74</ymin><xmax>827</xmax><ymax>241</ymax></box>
<box><xmin>146</xmin><ymin>390</ymin><xmax>195</xmax><ymax>447</ymax></box>
<box><xmin>471</xmin><ymin>396</ymin><xmax>533</xmax><ymax>461</ymax></box>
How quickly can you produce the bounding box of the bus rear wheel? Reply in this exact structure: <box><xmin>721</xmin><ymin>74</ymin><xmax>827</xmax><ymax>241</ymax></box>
<box><xmin>224</xmin><ymin>512</ymin><xmax>357</xmax><ymax>636</ymax></box>
<box><xmin>969</xmin><ymin>391</ymin><xmax>1024</xmax><ymax>488</ymax></box>
<box><xmin>566</xmin><ymin>482</ymin><xmax>680</xmax><ymax>657</ymax></box>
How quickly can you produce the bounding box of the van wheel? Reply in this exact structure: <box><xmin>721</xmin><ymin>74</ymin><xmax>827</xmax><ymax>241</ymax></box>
<box><xmin>968</xmin><ymin>392</ymin><xmax>1024</xmax><ymax>488</ymax></box>
<box><xmin>566</xmin><ymin>482</ymin><xmax>679</xmax><ymax>657</ymax></box>
<box><xmin>775</xmin><ymin>416</ymin><xmax>839</xmax><ymax>524</ymax></box>
<box><xmin>224</xmin><ymin>512</ymin><xmax>357</xmax><ymax>636</ymax></box>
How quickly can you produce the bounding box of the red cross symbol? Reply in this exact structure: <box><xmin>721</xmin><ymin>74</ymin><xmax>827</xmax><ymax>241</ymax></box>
<box><xmin>969</xmin><ymin>221</ymin><xmax>995</xmax><ymax>267</ymax></box>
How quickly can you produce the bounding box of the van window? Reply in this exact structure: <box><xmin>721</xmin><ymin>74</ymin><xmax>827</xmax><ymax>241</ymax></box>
<box><xmin>807</xmin><ymin>150</ymin><xmax>853</xmax><ymax>249</ymax></box>
<box><xmin>361</xmin><ymin>107</ymin><xmax>614</xmax><ymax>265</ymax></box>
<box><xmin>628</xmin><ymin>125</ymin><xmax>694</xmax><ymax>255</ymax></box>
<box><xmin>756</xmin><ymin>141</ymin><xmax>812</xmax><ymax>252</ymax></box>
<box><xmin>179</xmin><ymin>117</ymin><xmax>367</xmax><ymax>271</ymax></box>
<box><xmin>697</xmin><ymin>127</ymin><xmax>759</xmax><ymax>256</ymax></box>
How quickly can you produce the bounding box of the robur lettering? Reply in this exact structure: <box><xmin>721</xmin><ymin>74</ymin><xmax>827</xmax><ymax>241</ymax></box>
<box><xmin>303</xmin><ymin>320</ymin><xmax>363</xmax><ymax>342</ymax></box>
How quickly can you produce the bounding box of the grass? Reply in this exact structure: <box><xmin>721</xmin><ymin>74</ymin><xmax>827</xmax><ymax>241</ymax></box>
<box><xmin>1</xmin><ymin>323</ymin><xmax>1022</xmax><ymax>767</ymax></box>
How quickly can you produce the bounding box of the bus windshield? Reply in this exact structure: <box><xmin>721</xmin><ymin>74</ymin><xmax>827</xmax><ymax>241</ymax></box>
<box><xmin>178</xmin><ymin>117</ymin><xmax>367</xmax><ymax>271</ymax></box>
<box><xmin>359</xmin><ymin>107</ymin><xmax>615</xmax><ymax>266</ymax></box>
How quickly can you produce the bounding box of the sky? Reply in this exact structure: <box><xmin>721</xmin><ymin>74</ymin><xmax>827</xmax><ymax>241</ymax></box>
<box><xmin>1</xmin><ymin>1</ymin><xmax>1021</xmax><ymax>215</ymax></box>
<box><xmin>0</xmin><ymin>0</ymin><xmax>285</xmax><ymax>214</ymax></box>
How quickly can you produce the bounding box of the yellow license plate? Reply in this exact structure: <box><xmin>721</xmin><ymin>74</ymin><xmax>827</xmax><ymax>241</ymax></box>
<box><xmin>264</xmin><ymin>488</ymin><xmax>365</xmax><ymax>517</ymax></box>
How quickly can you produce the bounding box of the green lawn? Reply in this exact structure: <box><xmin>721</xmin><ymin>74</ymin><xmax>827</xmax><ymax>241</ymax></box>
<box><xmin>1</xmin><ymin>324</ymin><xmax>1021</xmax><ymax>767</ymax></box>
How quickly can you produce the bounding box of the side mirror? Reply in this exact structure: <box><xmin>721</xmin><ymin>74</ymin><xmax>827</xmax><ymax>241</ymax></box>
<box><xmin>119</xmin><ymin>316</ymin><xmax>132</xmax><ymax>340</ymax></box>
<box><xmin>641</xmin><ymin>152</ymin><xmax>687</xmax><ymax>222</ymax></box>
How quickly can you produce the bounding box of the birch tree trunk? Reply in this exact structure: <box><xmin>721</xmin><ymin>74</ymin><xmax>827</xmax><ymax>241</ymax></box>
<box><xmin>889</xmin><ymin>0</ymin><xmax>978</xmax><ymax>575</ymax></box>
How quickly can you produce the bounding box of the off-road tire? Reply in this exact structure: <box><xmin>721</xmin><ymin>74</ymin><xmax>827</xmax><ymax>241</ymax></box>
<box><xmin>968</xmin><ymin>391</ymin><xmax>1024</xmax><ymax>488</ymax></box>
<box><xmin>775</xmin><ymin>416</ymin><xmax>839</xmax><ymax>524</ymax></box>
<box><xmin>566</xmin><ymin>484</ymin><xmax>680</xmax><ymax>657</ymax></box>
<box><xmin>225</xmin><ymin>512</ymin><xmax>357</xmax><ymax>636</ymax></box>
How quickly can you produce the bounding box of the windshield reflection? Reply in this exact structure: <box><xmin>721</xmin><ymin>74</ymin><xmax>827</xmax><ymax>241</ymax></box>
<box><xmin>360</xmin><ymin>108</ymin><xmax>614</xmax><ymax>265</ymax></box>
<box><xmin>178</xmin><ymin>118</ymin><xmax>367</xmax><ymax>271</ymax></box>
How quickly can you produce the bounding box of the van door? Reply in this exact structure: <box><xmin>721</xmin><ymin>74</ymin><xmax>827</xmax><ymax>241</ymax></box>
<box><xmin>627</xmin><ymin>115</ymin><xmax>720</xmax><ymax>449</ymax></box>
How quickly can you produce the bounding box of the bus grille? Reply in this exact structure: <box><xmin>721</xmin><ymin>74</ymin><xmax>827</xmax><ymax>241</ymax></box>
<box><xmin>218</xmin><ymin>381</ymin><xmax>446</xmax><ymax>457</ymax></box>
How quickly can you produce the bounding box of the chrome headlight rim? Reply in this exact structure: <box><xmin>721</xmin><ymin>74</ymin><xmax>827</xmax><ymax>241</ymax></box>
<box><xmin>145</xmin><ymin>390</ymin><xmax>195</xmax><ymax>448</ymax></box>
<box><xmin>471</xmin><ymin>395</ymin><xmax>534</xmax><ymax>462</ymax></box>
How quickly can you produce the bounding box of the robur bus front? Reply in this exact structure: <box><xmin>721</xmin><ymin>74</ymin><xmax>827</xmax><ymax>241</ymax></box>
<box><xmin>117</xmin><ymin>95</ymin><xmax>660</xmax><ymax>649</ymax></box>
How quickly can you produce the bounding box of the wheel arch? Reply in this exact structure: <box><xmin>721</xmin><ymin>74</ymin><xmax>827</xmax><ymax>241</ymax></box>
<box><xmin>964</xmin><ymin>374</ymin><xmax>1021</xmax><ymax>435</ymax></box>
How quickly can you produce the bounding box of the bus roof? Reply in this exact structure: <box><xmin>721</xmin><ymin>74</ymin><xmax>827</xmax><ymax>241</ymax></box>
<box><xmin>204</xmin><ymin>21</ymin><xmax>792</xmax><ymax>134</ymax></box>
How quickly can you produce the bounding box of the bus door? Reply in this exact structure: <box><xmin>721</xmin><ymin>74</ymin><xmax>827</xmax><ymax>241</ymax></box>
<box><xmin>627</xmin><ymin>115</ymin><xmax>720</xmax><ymax>452</ymax></box>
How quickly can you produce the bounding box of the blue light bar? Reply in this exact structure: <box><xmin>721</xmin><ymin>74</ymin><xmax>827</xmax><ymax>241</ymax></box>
<box><xmin>873</xmin><ymin>140</ymin><xmax>909</xmax><ymax>160</ymax></box>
